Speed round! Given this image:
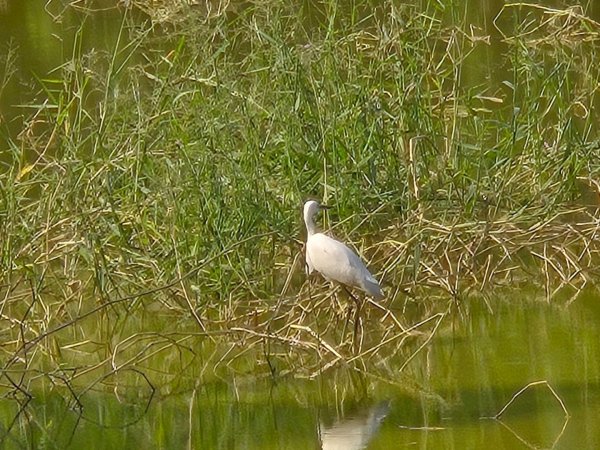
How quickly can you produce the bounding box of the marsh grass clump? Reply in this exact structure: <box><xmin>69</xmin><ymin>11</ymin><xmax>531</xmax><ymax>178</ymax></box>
<box><xmin>0</xmin><ymin>0</ymin><xmax>599</xmax><ymax>401</ymax></box>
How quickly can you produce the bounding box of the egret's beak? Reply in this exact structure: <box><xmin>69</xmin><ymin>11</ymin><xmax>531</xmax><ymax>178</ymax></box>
<box><xmin>319</xmin><ymin>204</ymin><xmax>331</xmax><ymax>210</ymax></box>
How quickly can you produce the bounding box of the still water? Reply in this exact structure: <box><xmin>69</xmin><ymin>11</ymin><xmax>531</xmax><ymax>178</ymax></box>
<box><xmin>1</xmin><ymin>292</ymin><xmax>599</xmax><ymax>449</ymax></box>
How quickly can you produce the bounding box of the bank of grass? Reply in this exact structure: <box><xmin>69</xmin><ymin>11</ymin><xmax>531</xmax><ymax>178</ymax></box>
<box><xmin>0</xmin><ymin>1</ymin><xmax>600</xmax><ymax>398</ymax></box>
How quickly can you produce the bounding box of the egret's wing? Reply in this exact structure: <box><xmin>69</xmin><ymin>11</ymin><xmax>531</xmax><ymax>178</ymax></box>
<box><xmin>307</xmin><ymin>234</ymin><xmax>370</xmax><ymax>286</ymax></box>
<box><xmin>307</xmin><ymin>233</ymin><xmax>384</xmax><ymax>298</ymax></box>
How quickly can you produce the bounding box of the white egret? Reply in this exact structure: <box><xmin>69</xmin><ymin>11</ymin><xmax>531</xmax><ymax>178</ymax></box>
<box><xmin>303</xmin><ymin>200</ymin><xmax>383</xmax><ymax>300</ymax></box>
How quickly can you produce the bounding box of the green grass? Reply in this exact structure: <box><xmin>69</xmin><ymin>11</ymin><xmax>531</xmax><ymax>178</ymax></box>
<box><xmin>0</xmin><ymin>0</ymin><xmax>600</xmax><ymax>399</ymax></box>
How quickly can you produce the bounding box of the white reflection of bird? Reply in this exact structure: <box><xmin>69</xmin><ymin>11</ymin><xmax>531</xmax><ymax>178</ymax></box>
<box><xmin>303</xmin><ymin>200</ymin><xmax>383</xmax><ymax>300</ymax></box>
<box><xmin>319</xmin><ymin>402</ymin><xmax>390</xmax><ymax>450</ymax></box>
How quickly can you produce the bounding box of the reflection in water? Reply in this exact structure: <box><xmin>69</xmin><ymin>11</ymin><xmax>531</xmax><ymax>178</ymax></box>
<box><xmin>1</xmin><ymin>289</ymin><xmax>600</xmax><ymax>450</ymax></box>
<box><xmin>319</xmin><ymin>401</ymin><xmax>390</xmax><ymax>450</ymax></box>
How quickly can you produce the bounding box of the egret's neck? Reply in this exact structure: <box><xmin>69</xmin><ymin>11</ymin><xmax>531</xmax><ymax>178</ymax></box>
<box><xmin>304</xmin><ymin>213</ymin><xmax>317</xmax><ymax>237</ymax></box>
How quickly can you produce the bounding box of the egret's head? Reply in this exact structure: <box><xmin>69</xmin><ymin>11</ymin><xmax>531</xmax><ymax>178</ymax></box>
<box><xmin>303</xmin><ymin>200</ymin><xmax>328</xmax><ymax>221</ymax></box>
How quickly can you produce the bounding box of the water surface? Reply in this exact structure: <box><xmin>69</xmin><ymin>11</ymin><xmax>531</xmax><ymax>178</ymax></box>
<box><xmin>1</xmin><ymin>291</ymin><xmax>599</xmax><ymax>449</ymax></box>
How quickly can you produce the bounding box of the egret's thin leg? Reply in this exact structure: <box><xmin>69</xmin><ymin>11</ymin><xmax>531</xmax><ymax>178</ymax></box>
<box><xmin>342</xmin><ymin>286</ymin><xmax>363</xmax><ymax>351</ymax></box>
<box><xmin>352</xmin><ymin>300</ymin><xmax>363</xmax><ymax>352</ymax></box>
<box><xmin>332</xmin><ymin>284</ymin><xmax>352</xmax><ymax>341</ymax></box>
<box><xmin>341</xmin><ymin>300</ymin><xmax>353</xmax><ymax>339</ymax></box>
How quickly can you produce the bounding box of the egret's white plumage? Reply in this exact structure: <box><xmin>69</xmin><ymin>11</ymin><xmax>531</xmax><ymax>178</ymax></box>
<box><xmin>303</xmin><ymin>200</ymin><xmax>383</xmax><ymax>299</ymax></box>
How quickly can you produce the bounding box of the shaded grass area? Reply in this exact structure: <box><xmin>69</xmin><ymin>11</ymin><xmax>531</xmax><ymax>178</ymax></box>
<box><xmin>0</xmin><ymin>0</ymin><xmax>600</xmax><ymax>404</ymax></box>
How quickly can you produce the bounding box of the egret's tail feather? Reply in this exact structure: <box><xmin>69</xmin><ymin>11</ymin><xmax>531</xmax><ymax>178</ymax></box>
<box><xmin>362</xmin><ymin>279</ymin><xmax>384</xmax><ymax>300</ymax></box>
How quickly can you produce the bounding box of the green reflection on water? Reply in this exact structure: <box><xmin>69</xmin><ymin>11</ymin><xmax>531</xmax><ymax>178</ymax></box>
<box><xmin>1</xmin><ymin>293</ymin><xmax>599</xmax><ymax>449</ymax></box>
<box><xmin>0</xmin><ymin>0</ymin><xmax>139</xmax><ymax>152</ymax></box>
